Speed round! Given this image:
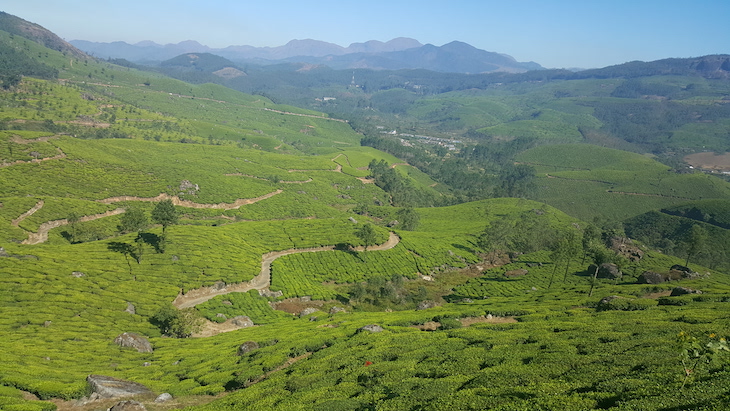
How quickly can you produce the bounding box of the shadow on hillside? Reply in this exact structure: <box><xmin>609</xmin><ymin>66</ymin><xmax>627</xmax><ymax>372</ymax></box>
<box><xmin>335</xmin><ymin>242</ymin><xmax>363</xmax><ymax>262</ymax></box>
<box><xmin>139</xmin><ymin>232</ymin><xmax>164</xmax><ymax>253</ymax></box>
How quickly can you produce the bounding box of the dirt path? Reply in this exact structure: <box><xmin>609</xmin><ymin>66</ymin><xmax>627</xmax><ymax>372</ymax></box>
<box><xmin>9</xmin><ymin>134</ymin><xmax>60</xmax><ymax>144</ymax></box>
<box><xmin>0</xmin><ymin>147</ymin><xmax>66</xmax><ymax>168</ymax></box>
<box><xmin>173</xmin><ymin>232</ymin><xmax>400</xmax><ymax>309</ymax></box>
<box><xmin>98</xmin><ymin>190</ymin><xmax>282</xmax><ymax>210</ymax></box>
<box><xmin>11</xmin><ymin>200</ymin><xmax>44</xmax><ymax>226</ymax></box>
<box><xmin>21</xmin><ymin>208</ymin><xmax>126</xmax><ymax>245</ymax></box>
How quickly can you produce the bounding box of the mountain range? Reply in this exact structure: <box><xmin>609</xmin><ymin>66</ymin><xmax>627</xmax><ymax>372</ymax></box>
<box><xmin>70</xmin><ymin>38</ymin><xmax>543</xmax><ymax>73</ymax></box>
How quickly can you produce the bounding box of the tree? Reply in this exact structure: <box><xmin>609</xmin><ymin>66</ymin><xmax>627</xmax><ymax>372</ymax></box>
<box><xmin>151</xmin><ymin>304</ymin><xmax>203</xmax><ymax>338</ymax></box>
<box><xmin>587</xmin><ymin>243</ymin><xmax>616</xmax><ymax>297</ymax></box>
<box><xmin>151</xmin><ymin>199</ymin><xmax>179</xmax><ymax>234</ymax></box>
<box><xmin>355</xmin><ymin>223</ymin><xmax>378</xmax><ymax>253</ymax></box>
<box><xmin>396</xmin><ymin>207</ymin><xmax>420</xmax><ymax>231</ymax></box>
<box><xmin>549</xmin><ymin>229</ymin><xmax>581</xmax><ymax>287</ymax></box>
<box><xmin>119</xmin><ymin>207</ymin><xmax>148</xmax><ymax>234</ymax></box>
<box><xmin>66</xmin><ymin>211</ymin><xmax>80</xmax><ymax>243</ymax></box>
<box><xmin>477</xmin><ymin>218</ymin><xmax>514</xmax><ymax>253</ymax></box>
<box><xmin>581</xmin><ymin>224</ymin><xmax>601</xmax><ymax>265</ymax></box>
<box><xmin>684</xmin><ymin>224</ymin><xmax>708</xmax><ymax>266</ymax></box>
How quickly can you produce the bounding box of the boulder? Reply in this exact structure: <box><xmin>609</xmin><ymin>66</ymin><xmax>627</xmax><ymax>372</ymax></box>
<box><xmin>416</xmin><ymin>300</ymin><xmax>438</xmax><ymax>310</ymax></box>
<box><xmin>348</xmin><ymin>217</ymin><xmax>358</xmax><ymax>224</ymax></box>
<box><xmin>596</xmin><ymin>263</ymin><xmax>622</xmax><ymax>280</ymax></box>
<box><xmin>671</xmin><ymin>264</ymin><xmax>692</xmax><ymax>273</ymax></box>
<box><xmin>237</xmin><ymin>341</ymin><xmax>260</xmax><ymax>355</ymax></box>
<box><xmin>109</xmin><ymin>400</ymin><xmax>147</xmax><ymax>411</ymax></box>
<box><xmin>670</xmin><ymin>287</ymin><xmax>702</xmax><ymax>296</ymax></box>
<box><xmin>597</xmin><ymin>295</ymin><xmax>623</xmax><ymax>310</ymax></box>
<box><xmin>258</xmin><ymin>289</ymin><xmax>283</xmax><ymax>298</ymax></box>
<box><xmin>329</xmin><ymin>306</ymin><xmax>346</xmax><ymax>314</ymax></box>
<box><xmin>638</xmin><ymin>271</ymin><xmax>665</xmax><ymax>284</ymax></box>
<box><xmin>72</xmin><ymin>271</ymin><xmax>85</xmax><ymax>277</ymax></box>
<box><xmin>87</xmin><ymin>375</ymin><xmax>152</xmax><ymax>399</ymax></box>
<box><xmin>609</xmin><ymin>237</ymin><xmax>644</xmax><ymax>262</ymax></box>
<box><xmin>0</xmin><ymin>247</ymin><xmax>8</xmax><ymax>257</ymax></box>
<box><xmin>299</xmin><ymin>308</ymin><xmax>318</xmax><ymax>317</ymax></box>
<box><xmin>125</xmin><ymin>302</ymin><xmax>136</xmax><ymax>315</ymax></box>
<box><xmin>231</xmin><ymin>316</ymin><xmax>254</xmax><ymax>328</ymax></box>
<box><xmin>670</xmin><ymin>265</ymin><xmax>701</xmax><ymax>279</ymax></box>
<box><xmin>155</xmin><ymin>393</ymin><xmax>173</xmax><ymax>403</ymax></box>
<box><xmin>114</xmin><ymin>333</ymin><xmax>153</xmax><ymax>353</ymax></box>
<box><xmin>504</xmin><ymin>269</ymin><xmax>528</xmax><ymax>278</ymax></box>
<box><xmin>216</xmin><ymin>313</ymin><xmax>227</xmax><ymax>319</ymax></box>
<box><xmin>358</xmin><ymin>324</ymin><xmax>384</xmax><ymax>333</ymax></box>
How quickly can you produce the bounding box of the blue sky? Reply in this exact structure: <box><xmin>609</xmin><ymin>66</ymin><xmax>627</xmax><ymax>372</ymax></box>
<box><xmin>3</xmin><ymin>0</ymin><xmax>729</xmax><ymax>68</ymax></box>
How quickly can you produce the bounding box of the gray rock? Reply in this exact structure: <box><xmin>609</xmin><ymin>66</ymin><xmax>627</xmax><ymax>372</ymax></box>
<box><xmin>349</xmin><ymin>217</ymin><xmax>358</xmax><ymax>224</ymax></box>
<box><xmin>416</xmin><ymin>300</ymin><xmax>438</xmax><ymax>310</ymax></box>
<box><xmin>597</xmin><ymin>295</ymin><xmax>623</xmax><ymax>309</ymax></box>
<box><xmin>299</xmin><ymin>307</ymin><xmax>318</xmax><ymax>317</ymax></box>
<box><xmin>329</xmin><ymin>306</ymin><xmax>346</xmax><ymax>314</ymax></box>
<box><xmin>358</xmin><ymin>324</ymin><xmax>384</xmax><ymax>333</ymax></box>
<box><xmin>222</xmin><ymin>300</ymin><xmax>233</xmax><ymax>305</ymax></box>
<box><xmin>670</xmin><ymin>264</ymin><xmax>692</xmax><ymax>273</ymax></box>
<box><xmin>595</xmin><ymin>263</ymin><xmax>622</xmax><ymax>280</ymax></box>
<box><xmin>212</xmin><ymin>281</ymin><xmax>226</xmax><ymax>291</ymax></box>
<box><xmin>258</xmin><ymin>289</ymin><xmax>283</xmax><ymax>298</ymax></box>
<box><xmin>638</xmin><ymin>271</ymin><xmax>665</xmax><ymax>284</ymax></box>
<box><xmin>237</xmin><ymin>341</ymin><xmax>259</xmax><ymax>356</ymax></box>
<box><xmin>114</xmin><ymin>332</ymin><xmax>153</xmax><ymax>353</ymax></box>
<box><xmin>109</xmin><ymin>400</ymin><xmax>147</xmax><ymax>411</ymax></box>
<box><xmin>0</xmin><ymin>247</ymin><xmax>8</xmax><ymax>257</ymax></box>
<box><xmin>155</xmin><ymin>393</ymin><xmax>173</xmax><ymax>403</ymax></box>
<box><xmin>72</xmin><ymin>271</ymin><xmax>85</xmax><ymax>277</ymax></box>
<box><xmin>43</xmin><ymin>320</ymin><xmax>52</xmax><ymax>327</ymax></box>
<box><xmin>125</xmin><ymin>302</ymin><xmax>136</xmax><ymax>315</ymax></box>
<box><xmin>86</xmin><ymin>375</ymin><xmax>152</xmax><ymax>399</ymax></box>
<box><xmin>670</xmin><ymin>287</ymin><xmax>702</xmax><ymax>296</ymax></box>
<box><xmin>216</xmin><ymin>313</ymin><xmax>227</xmax><ymax>319</ymax></box>
<box><xmin>231</xmin><ymin>316</ymin><xmax>254</xmax><ymax>327</ymax></box>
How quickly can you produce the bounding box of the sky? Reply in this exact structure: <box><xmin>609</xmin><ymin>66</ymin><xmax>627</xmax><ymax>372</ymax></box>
<box><xmin>2</xmin><ymin>0</ymin><xmax>729</xmax><ymax>69</ymax></box>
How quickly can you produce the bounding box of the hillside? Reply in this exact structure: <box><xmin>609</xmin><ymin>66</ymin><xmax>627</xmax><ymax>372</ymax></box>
<box><xmin>1</xmin><ymin>13</ymin><xmax>730</xmax><ymax>411</ymax></box>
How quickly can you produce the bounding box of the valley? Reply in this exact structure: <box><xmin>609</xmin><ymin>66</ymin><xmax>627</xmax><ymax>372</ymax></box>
<box><xmin>0</xmin><ymin>11</ymin><xmax>729</xmax><ymax>411</ymax></box>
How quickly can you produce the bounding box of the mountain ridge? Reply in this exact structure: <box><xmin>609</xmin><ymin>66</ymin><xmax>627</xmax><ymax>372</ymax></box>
<box><xmin>70</xmin><ymin>37</ymin><xmax>543</xmax><ymax>73</ymax></box>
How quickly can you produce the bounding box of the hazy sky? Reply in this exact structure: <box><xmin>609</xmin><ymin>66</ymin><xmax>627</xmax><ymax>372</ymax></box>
<box><xmin>3</xmin><ymin>0</ymin><xmax>729</xmax><ymax>68</ymax></box>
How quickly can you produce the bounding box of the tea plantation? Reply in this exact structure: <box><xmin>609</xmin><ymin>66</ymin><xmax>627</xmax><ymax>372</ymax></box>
<box><xmin>1</xmin><ymin>19</ymin><xmax>729</xmax><ymax>411</ymax></box>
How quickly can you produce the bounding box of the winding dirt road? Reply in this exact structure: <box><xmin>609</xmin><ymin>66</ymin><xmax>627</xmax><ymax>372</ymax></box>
<box><xmin>98</xmin><ymin>189</ymin><xmax>283</xmax><ymax>210</ymax></box>
<box><xmin>173</xmin><ymin>232</ymin><xmax>400</xmax><ymax>309</ymax></box>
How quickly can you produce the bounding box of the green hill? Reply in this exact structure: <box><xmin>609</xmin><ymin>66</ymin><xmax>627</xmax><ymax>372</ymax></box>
<box><xmin>0</xmin><ymin>13</ymin><xmax>729</xmax><ymax>411</ymax></box>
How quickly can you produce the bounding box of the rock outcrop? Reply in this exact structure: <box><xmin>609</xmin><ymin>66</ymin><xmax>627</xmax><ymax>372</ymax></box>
<box><xmin>358</xmin><ymin>324</ymin><xmax>384</xmax><ymax>333</ymax></box>
<box><xmin>86</xmin><ymin>375</ymin><xmax>153</xmax><ymax>399</ymax></box>
<box><xmin>237</xmin><ymin>341</ymin><xmax>260</xmax><ymax>355</ymax></box>
<box><xmin>114</xmin><ymin>332</ymin><xmax>153</xmax><ymax>353</ymax></box>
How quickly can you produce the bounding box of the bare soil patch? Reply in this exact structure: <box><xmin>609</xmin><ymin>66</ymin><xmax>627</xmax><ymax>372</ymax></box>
<box><xmin>684</xmin><ymin>152</ymin><xmax>730</xmax><ymax>172</ymax></box>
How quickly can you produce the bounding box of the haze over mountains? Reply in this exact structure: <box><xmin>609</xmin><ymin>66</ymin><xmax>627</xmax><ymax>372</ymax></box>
<box><xmin>71</xmin><ymin>38</ymin><xmax>544</xmax><ymax>73</ymax></box>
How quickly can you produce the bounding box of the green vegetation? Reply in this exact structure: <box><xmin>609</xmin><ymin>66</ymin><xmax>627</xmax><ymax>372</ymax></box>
<box><xmin>0</xmin><ymin>17</ymin><xmax>729</xmax><ymax>411</ymax></box>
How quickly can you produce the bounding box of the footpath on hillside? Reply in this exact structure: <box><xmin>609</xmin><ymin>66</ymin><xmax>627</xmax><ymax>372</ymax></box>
<box><xmin>173</xmin><ymin>232</ymin><xmax>400</xmax><ymax>309</ymax></box>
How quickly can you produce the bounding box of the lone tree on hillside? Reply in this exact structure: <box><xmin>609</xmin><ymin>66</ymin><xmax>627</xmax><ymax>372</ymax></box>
<box><xmin>119</xmin><ymin>207</ymin><xmax>148</xmax><ymax>234</ymax></box>
<box><xmin>355</xmin><ymin>223</ymin><xmax>378</xmax><ymax>253</ymax></box>
<box><xmin>151</xmin><ymin>199</ymin><xmax>179</xmax><ymax>234</ymax></box>
<box><xmin>118</xmin><ymin>207</ymin><xmax>148</xmax><ymax>263</ymax></box>
<box><xmin>396</xmin><ymin>207</ymin><xmax>420</xmax><ymax>231</ymax></box>
<box><xmin>684</xmin><ymin>224</ymin><xmax>708</xmax><ymax>266</ymax></box>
